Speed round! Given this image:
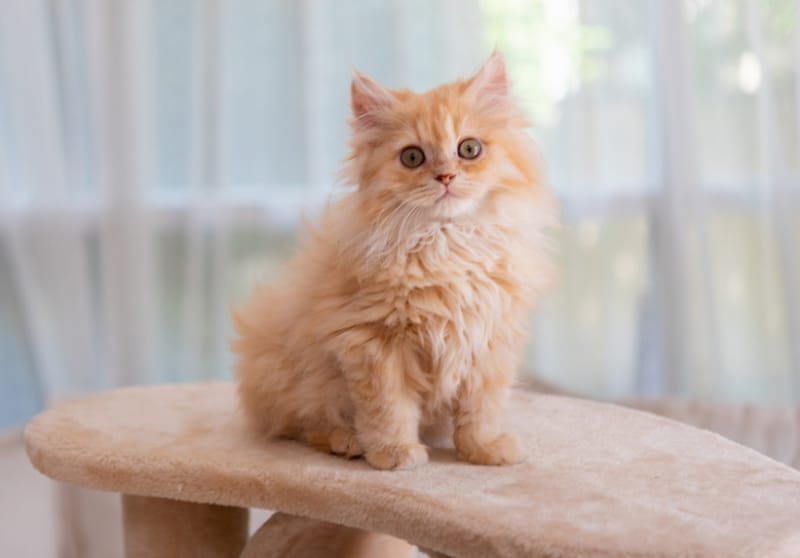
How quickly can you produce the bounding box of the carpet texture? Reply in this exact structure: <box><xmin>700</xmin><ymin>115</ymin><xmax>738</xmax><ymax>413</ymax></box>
<box><xmin>25</xmin><ymin>382</ymin><xmax>800</xmax><ymax>557</ymax></box>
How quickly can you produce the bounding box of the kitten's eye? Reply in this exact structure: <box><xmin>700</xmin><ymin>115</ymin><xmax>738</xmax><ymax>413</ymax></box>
<box><xmin>458</xmin><ymin>138</ymin><xmax>482</xmax><ymax>160</ymax></box>
<box><xmin>400</xmin><ymin>146</ymin><xmax>426</xmax><ymax>168</ymax></box>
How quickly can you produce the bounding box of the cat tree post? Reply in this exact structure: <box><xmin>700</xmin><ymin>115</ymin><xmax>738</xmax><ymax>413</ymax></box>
<box><xmin>241</xmin><ymin>512</ymin><xmax>415</xmax><ymax>558</ymax></box>
<box><xmin>122</xmin><ymin>495</ymin><xmax>249</xmax><ymax>558</ymax></box>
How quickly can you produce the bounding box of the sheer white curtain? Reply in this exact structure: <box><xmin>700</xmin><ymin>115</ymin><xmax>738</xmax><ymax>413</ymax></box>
<box><xmin>1</xmin><ymin>0</ymin><xmax>798</xmax><ymax>429</ymax></box>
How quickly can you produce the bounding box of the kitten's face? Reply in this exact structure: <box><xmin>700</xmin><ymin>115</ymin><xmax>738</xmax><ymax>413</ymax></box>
<box><xmin>346</xmin><ymin>53</ymin><xmax>540</xmax><ymax>222</ymax></box>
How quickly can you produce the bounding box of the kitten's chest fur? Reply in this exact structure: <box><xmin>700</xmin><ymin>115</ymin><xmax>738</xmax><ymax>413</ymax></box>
<box><xmin>378</xmin><ymin>223</ymin><xmax>517</xmax><ymax>322</ymax></box>
<box><xmin>356</xmin><ymin>222</ymin><xmax>526</xmax><ymax>399</ymax></box>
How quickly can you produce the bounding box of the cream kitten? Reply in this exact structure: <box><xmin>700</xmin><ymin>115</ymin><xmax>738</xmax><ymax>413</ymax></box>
<box><xmin>232</xmin><ymin>53</ymin><xmax>556</xmax><ymax>470</ymax></box>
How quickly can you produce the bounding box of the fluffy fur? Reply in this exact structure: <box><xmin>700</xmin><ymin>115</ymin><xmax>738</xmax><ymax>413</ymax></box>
<box><xmin>232</xmin><ymin>53</ymin><xmax>557</xmax><ymax>470</ymax></box>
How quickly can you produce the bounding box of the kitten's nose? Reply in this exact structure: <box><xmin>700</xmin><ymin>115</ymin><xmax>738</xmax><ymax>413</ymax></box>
<box><xmin>435</xmin><ymin>173</ymin><xmax>456</xmax><ymax>187</ymax></box>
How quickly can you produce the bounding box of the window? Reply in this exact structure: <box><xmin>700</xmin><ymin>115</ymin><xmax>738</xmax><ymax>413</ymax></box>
<box><xmin>1</xmin><ymin>0</ymin><xmax>797</xmax><ymax>429</ymax></box>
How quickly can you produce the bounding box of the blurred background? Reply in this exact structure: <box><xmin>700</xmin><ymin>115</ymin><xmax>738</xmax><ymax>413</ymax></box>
<box><xmin>0</xmin><ymin>0</ymin><xmax>800</xmax><ymax>434</ymax></box>
<box><xmin>1</xmin><ymin>0</ymin><xmax>799</xmax><ymax>555</ymax></box>
<box><xmin>3</xmin><ymin>0</ymin><xmax>800</xmax><ymax>430</ymax></box>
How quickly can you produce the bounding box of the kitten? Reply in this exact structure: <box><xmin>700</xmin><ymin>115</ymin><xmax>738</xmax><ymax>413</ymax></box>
<box><xmin>232</xmin><ymin>53</ymin><xmax>556</xmax><ymax>470</ymax></box>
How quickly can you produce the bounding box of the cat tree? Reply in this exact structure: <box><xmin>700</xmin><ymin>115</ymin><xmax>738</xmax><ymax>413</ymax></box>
<box><xmin>25</xmin><ymin>382</ymin><xmax>800</xmax><ymax>557</ymax></box>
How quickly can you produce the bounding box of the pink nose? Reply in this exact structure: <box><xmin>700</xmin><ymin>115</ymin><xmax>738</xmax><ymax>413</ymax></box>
<box><xmin>435</xmin><ymin>173</ymin><xmax>456</xmax><ymax>187</ymax></box>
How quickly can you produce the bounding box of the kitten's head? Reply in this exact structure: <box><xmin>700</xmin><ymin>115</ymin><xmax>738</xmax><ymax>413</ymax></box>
<box><xmin>344</xmin><ymin>52</ymin><xmax>545</xmax><ymax>222</ymax></box>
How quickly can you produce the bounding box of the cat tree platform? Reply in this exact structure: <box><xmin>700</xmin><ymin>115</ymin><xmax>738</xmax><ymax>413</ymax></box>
<box><xmin>25</xmin><ymin>382</ymin><xmax>800</xmax><ymax>557</ymax></box>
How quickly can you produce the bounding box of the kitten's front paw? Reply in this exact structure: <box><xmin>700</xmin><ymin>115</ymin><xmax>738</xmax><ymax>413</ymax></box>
<box><xmin>365</xmin><ymin>443</ymin><xmax>428</xmax><ymax>470</ymax></box>
<box><xmin>456</xmin><ymin>431</ymin><xmax>522</xmax><ymax>466</ymax></box>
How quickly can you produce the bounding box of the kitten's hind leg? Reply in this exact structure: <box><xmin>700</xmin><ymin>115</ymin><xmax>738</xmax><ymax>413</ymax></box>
<box><xmin>328</xmin><ymin>427</ymin><xmax>363</xmax><ymax>458</ymax></box>
<box><xmin>302</xmin><ymin>427</ymin><xmax>363</xmax><ymax>459</ymax></box>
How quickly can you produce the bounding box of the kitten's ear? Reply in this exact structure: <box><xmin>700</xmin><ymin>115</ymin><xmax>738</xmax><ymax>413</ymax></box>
<box><xmin>467</xmin><ymin>51</ymin><xmax>509</xmax><ymax>99</ymax></box>
<box><xmin>351</xmin><ymin>70</ymin><xmax>394</xmax><ymax>128</ymax></box>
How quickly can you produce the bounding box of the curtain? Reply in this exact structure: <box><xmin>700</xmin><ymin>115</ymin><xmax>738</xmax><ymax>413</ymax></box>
<box><xmin>1</xmin><ymin>0</ymin><xmax>798</xmax><ymax>429</ymax></box>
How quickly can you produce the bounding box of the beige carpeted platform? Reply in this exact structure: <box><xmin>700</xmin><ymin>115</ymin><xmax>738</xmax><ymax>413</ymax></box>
<box><xmin>25</xmin><ymin>382</ymin><xmax>800</xmax><ymax>557</ymax></box>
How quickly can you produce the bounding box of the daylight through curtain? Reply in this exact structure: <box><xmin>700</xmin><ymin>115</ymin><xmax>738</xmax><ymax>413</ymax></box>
<box><xmin>0</xmin><ymin>0</ymin><xmax>798</xmax><ymax>429</ymax></box>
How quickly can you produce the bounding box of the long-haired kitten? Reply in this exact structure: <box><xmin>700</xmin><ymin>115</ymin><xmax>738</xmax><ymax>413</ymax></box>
<box><xmin>232</xmin><ymin>52</ymin><xmax>556</xmax><ymax>470</ymax></box>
